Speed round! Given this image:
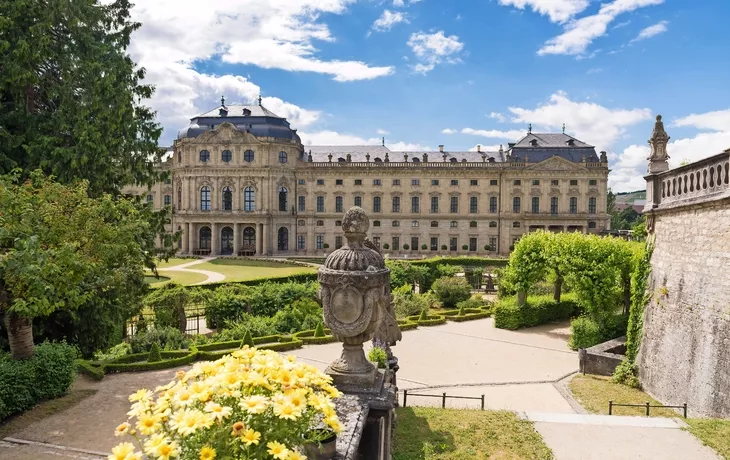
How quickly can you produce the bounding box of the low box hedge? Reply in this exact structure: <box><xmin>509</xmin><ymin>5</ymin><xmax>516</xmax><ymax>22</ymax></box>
<box><xmin>493</xmin><ymin>294</ymin><xmax>582</xmax><ymax>330</ymax></box>
<box><xmin>397</xmin><ymin>320</ymin><xmax>418</xmax><ymax>331</ymax></box>
<box><xmin>449</xmin><ymin>312</ymin><xmax>491</xmax><ymax>322</ymax></box>
<box><xmin>104</xmin><ymin>351</ymin><xmax>198</xmax><ymax>373</ymax></box>
<box><xmin>442</xmin><ymin>308</ymin><xmax>482</xmax><ymax>317</ymax></box>
<box><xmin>406</xmin><ymin>314</ymin><xmax>447</xmax><ymax>326</ymax></box>
<box><xmin>196</xmin><ymin>272</ymin><xmax>319</xmax><ymax>291</ymax></box>
<box><xmin>292</xmin><ymin>329</ymin><xmax>337</xmax><ymax>345</ymax></box>
<box><xmin>75</xmin><ymin>360</ymin><xmax>106</xmax><ymax>381</ymax></box>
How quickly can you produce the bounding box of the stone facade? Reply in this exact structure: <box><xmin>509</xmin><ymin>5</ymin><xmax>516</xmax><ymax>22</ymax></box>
<box><xmin>125</xmin><ymin>100</ymin><xmax>610</xmax><ymax>257</ymax></box>
<box><xmin>637</xmin><ymin>117</ymin><xmax>730</xmax><ymax>417</ymax></box>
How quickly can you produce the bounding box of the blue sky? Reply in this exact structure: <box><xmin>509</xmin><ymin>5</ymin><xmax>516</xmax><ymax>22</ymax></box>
<box><xmin>127</xmin><ymin>0</ymin><xmax>730</xmax><ymax>192</ymax></box>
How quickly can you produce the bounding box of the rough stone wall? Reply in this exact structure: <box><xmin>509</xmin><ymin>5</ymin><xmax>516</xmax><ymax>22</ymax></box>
<box><xmin>637</xmin><ymin>199</ymin><xmax>730</xmax><ymax>418</ymax></box>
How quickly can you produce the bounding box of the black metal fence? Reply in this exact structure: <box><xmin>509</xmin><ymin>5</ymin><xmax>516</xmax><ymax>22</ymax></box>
<box><xmin>401</xmin><ymin>389</ymin><xmax>485</xmax><ymax>410</ymax></box>
<box><xmin>608</xmin><ymin>400</ymin><xmax>687</xmax><ymax>418</ymax></box>
<box><xmin>125</xmin><ymin>304</ymin><xmax>207</xmax><ymax>338</ymax></box>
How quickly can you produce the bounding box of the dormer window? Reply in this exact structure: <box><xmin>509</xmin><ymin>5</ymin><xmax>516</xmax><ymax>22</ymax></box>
<box><xmin>219</xmin><ymin>107</ymin><xmax>228</xmax><ymax>116</ymax></box>
<box><xmin>530</xmin><ymin>139</ymin><xmax>538</xmax><ymax>146</ymax></box>
<box><xmin>338</xmin><ymin>157</ymin><xmax>346</xmax><ymax>163</ymax></box>
<box><xmin>449</xmin><ymin>157</ymin><xmax>457</xmax><ymax>163</ymax></box>
<box><xmin>242</xmin><ymin>108</ymin><xmax>251</xmax><ymax>116</ymax></box>
<box><xmin>412</xmin><ymin>157</ymin><xmax>420</xmax><ymax>163</ymax></box>
<box><xmin>566</xmin><ymin>139</ymin><xmax>575</xmax><ymax>146</ymax></box>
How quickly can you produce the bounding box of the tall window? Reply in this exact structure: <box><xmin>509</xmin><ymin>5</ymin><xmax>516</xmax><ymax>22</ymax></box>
<box><xmin>550</xmin><ymin>197</ymin><xmax>559</xmax><ymax>214</ymax></box>
<box><xmin>513</xmin><ymin>197</ymin><xmax>521</xmax><ymax>213</ymax></box>
<box><xmin>147</xmin><ymin>194</ymin><xmax>154</xmax><ymax>204</ymax></box>
<box><xmin>489</xmin><ymin>237</ymin><xmax>498</xmax><ymax>252</ymax></box>
<box><xmin>532</xmin><ymin>197</ymin><xmax>540</xmax><ymax>213</ymax></box>
<box><xmin>279</xmin><ymin>151</ymin><xmax>288</xmax><ymax>163</ymax></box>
<box><xmin>222</xmin><ymin>187</ymin><xmax>232</xmax><ymax>211</ymax></box>
<box><xmin>411</xmin><ymin>237</ymin><xmax>419</xmax><ymax>251</ymax></box>
<box><xmin>450</xmin><ymin>238</ymin><xmax>457</xmax><ymax>251</ymax></box>
<box><xmin>277</xmin><ymin>227</ymin><xmax>288</xmax><ymax>251</ymax></box>
<box><xmin>391</xmin><ymin>237</ymin><xmax>400</xmax><ymax>251</ymax></box>
<box><xmin>316</xmin><ymin>196</ymin><xmax>325</xmax><ymax>212</ymax></box>
<box><xmin>450</xmin><ymin>196</ymin><xmax>459</xmax><ymax>213</ymax></box>
<box><xmin>297</xmin><ymin>235</ymin><xmax>306</xmax><ymax>250</ymax></box>
<box><xmin>354</xmin><ymin>196</ymin><xmax>362</xmax><ymax>207</ymax></box>
<box><xmin>570</xmin><ymin>197</ymin><xmax>578</xmax><ymax>214</ymax></box>
<box><xmin>430</xmin><ymin>237</ymin><xmax>438</xmax><ymax>251</ymax></box>
<box><xmin>199</xmin><ymin>150</ymin><xmax>210</xmax><ymax>162</ymax></box>
<box><xmin>200</xmin><ymin>186</ymin><xmax>211</xmax><ymax>211</ymax></box>
<box><xmin>336</xmin><ymin>196</ymin><xmax>344</xmax><ymax>213</ymax></box>
<box><xmin>469</xmin><ymin>238</ymin><xmax>477</xmax><ymax>252</ymax></box>
<box><xmin>177</xmin><ymin>187</ymin><xmax>182</xmax><ymax>209</ymax></box>
<box><xmin>392</xmin><ymin>196</ymin><xmax>401</xmax><ymax>212</ymax></box>
<box><xmin>164</xmin><ymin>195</ymin><xmax>171</xmax><ymax>206</ymax></box>
<box><xmin>469</xmin><ymin>196</ymin><xmax>478</xmax><ymax>213</ymax></box>
<box><xmin>278</xmin><ymin>187</ymin><xmax>288</xmax><ymax>212</ymax></box>
<box><xmin>316</xmin><ymin>235</ymin><xmax>324</xmax><ymax>249</ymax></box>
<box><xmin>411</xmin><ymin>196</ymin><xmax>420</xmax><ymax>213</ymax></box>
<box><xmin>298</xmin><ymin>196</ymin><xmax>306</xmax><ymax>212</ymax></box>
<box><xmin>244</xmin><ymin>149</ymin><xmax>254</xmax><ymax>162</ymax></box>
<box><xmin>244</xmin><ymin>187</ymin><xmax>255</xmax><ymax>211</ymax></box>
<box><xmin>392</xmin><ymin>220</ymin><xmax>400</xmax><ymax>227</ymax></box>
<box><xmin>373</xmin><ymin>196</ymin><xmax>382</xmax><ymax>213</ymax></box>
<box><xmin>335</xmin><ymin>236</ymin><xmax>343</xmax><ymax>249</ymax></box>
<box><xmin>490</xmin><ymin>196</ymin><xmax>497</xmax><ymax>213</ymax></box>
<box><xmin>222</xmin><ymin>149</ymin><xmax>232</xmax><ymax>162</ymax></box>
<box><xmin>588</xmin><ymin>197</ymin><xmax>597</xmax><ymax>214</ymax></box>
<box><xmin>430</xmin><ymin>196</ymin><xmax>439</xmax><ymax>213</ymax></box>
<box><xmin>199</xmin><ymin>226</ymin><xmax>211</xmax><ymax>250</ymax></box>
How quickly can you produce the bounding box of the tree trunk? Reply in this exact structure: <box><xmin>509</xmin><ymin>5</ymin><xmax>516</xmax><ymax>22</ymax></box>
<box><xmin>177</xmin><ymin>306</ymin><xmax>187</xmax><ymax>334</ymax></box>
<box><xmin>3</xmin><ymin>311</ymin><xmax>35</xmax><ymax>360</ymax></box>
<box><xmin>554</xmin><ymin>274</ymin><xmax>563</xmax><ymax>302</ymax></box>
<box><xmin>517</xmin><ymin>290</ymin><xmax>527</xmax><ymax>305</ymax></box>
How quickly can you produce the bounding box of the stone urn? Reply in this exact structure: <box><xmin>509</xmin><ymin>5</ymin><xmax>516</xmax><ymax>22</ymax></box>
<box><xmin>317</xmin><ymin>207</ymin><xmax>390</xmax><ymax>388</ymax></box>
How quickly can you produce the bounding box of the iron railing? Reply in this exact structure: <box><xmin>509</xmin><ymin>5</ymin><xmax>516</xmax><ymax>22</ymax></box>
<box><xmin>402</xmin><ymin>389</ymin><xmax>485</xmax><ymax>410</ymax></box>
<box><xmin>608</xmin><ymin>400</ymin><xmax>687</xmax><ymax>418</ymax></box>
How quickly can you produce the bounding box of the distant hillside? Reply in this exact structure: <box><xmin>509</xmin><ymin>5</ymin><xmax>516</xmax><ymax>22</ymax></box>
<box><xmin>614</xmin><ymin>190</ymin><xmax>646</xmax><ymax>204</ymax></box>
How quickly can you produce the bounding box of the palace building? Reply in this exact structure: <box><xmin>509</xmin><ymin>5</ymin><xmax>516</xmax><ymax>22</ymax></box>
<box><xmin>126</xmin><ymin>98</ymin><xmax>610</xmax><ymax>257</ymax></box>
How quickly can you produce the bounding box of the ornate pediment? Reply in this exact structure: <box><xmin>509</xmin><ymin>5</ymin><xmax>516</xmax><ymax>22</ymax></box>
<box><xmin>276</xmin><ymin>175</ymin><xmax>291</xmax><ymax>188</ymax></box>
<box><xmin>186</xmin><ymin>122</ymin><xmax>262</xmax><ymax>145</ymax></box>
<box><xmin>526</xmin><ymin>155</ymin><xmax>588</xmax><ymax>172</ymax></box>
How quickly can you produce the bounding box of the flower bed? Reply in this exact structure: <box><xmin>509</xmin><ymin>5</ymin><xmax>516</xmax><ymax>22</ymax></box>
<box><xmin>292</xmin><ymin>328</ymin><xmax>338</xmax><ymax>345</ymax></box>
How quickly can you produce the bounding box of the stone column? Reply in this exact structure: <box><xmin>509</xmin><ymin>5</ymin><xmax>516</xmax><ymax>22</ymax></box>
<box><xmin>233</xmin><ymin>222</ymin><xmax>240</xmax><ymax>256</ymax></box>
<box><xmin>257</xmin><ymin>223</ymin><xmax>263</xmax><ymax>255</ymax></box>
<box><xmin>182</xmin><ymin>223</ymin><xmax>190</xmax><ymax>253</ymax></box>
<box><xmin>187</xmin><ymin>177</ymin><xmax>194</xmax><ymax>211</ymax></box>
<box><xmin>262</xmin><ymin>222</ymin><xmax>269</xmax><ymax>256</ymax></box>
<box><xmin>211</xmin><ymin>222</ymin><xmax>218</xmax><ymax>255</ymax></box>
<box><xmin>188</xmin><ymin>223</ymin><xmax>196</xmax><ymax>254</ymax></box>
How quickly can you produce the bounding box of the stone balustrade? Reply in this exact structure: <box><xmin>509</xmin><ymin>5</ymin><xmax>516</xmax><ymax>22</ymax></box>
<box><xmin>307</xmin><ymin>160</ymin><xmax>608</xmax><ymax>169</ymax></box>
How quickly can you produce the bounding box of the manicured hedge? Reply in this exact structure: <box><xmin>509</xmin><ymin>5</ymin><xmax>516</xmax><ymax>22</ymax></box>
<box><xmin>493</xmin><ymin>294</ymin><xmax>583</xmax><ymax>330</ymax></box>
<box><xmin>397</xmin><ymin>320</ymin><xmax>418</xmax><ymax>331</ymax></box>
<box><xmin>104</xmin><ymin>351</ymin><xmax>198</xmax><ymax>373</ymax></box>
<box><xmin>406</xmin><ymin>314</ymin><xmax>447</xmax><ymax>326</ymax></box>
<box><xmin>449</xmin><ymin>312</ymin><xmax>491</xmax><ymax>322</ymax></box>
<box><xmin>76</xmin><ymin>360</ymin><xmax>106</xmax><ymax>381</ymax></box>
<box><xmin>292</xmin><ymin>329</ymin><xmax>338</xmax><ymax>345</ymax></box>
<box><xmin>0</xmin><ymin>342</ymin><xmax>78</xmax><ymax>421</ymax></box>
<box><xmin>409</xmin><ymin>256</ymin><xmax>508</xmax><ymax>269</ymax></box>
<box><xmin>197</xmin><ymin>272</ymin><xmax>319</xmax><ymax>291</ymax></box>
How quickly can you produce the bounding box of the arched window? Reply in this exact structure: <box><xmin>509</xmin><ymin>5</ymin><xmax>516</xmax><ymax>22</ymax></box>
<box><xmin>164</xmin><ymin>195</ymin><xmax>171</xmax><ymax>206</ymax></box>
<box><xmin>279</xmin><ymin>187</ymin><xmax>288</xmax><ymax>212</ymax></box>
<box><xmin>489</xmin><ymin>221</ymin><xmax>497</xmax><ymax>228</ymax></box>
<box><xmin>411</xmin><ymin>220</ymin><xmax>419</xmax><ymax>227</ymax></box>
<box><xmin>450</xmin><ymin>157</ymin><xmax>457</xmax><ymax>163</ymax></box>
<box><xmin>244</xmin><ymin>150</ymin><xmax>255</xmax><ymax>163</ymax></box>
<box><xmin>316</xmin><ymin>220</ymin><xmax>324</xmax><ymax>226</ymax></box>
<box><xmin>373</xmin><ymin>220</ymin><xmax>381</xmax><ymax>227</ymax></box>
<box><xmin>177</xmin><ymin>226</ymin><xmax>182</xmax><ymax>249</ymax></box>
<box><xmin>430</xmin><ymin>221</ymin><xmax>438</xmax><ymax>228</ymax></box>
<box><xmin>200</xmin><ymin>186</ymin><xmax>211</xmax><ymax>211</ymax></box>
<box><xmin>199</xmin><ymin>226</ymin><xmax>211</xmax><ymax>250</ymax></box>
<box><xmin>222</xmin><ymin>186</ymin><xmax>232</xmax><ymax>211</ymax></box>
<box><xmin>412</xmin><ymin>157</ymin><xmax>420</xmax><ymax>163</ymax></box>
<box><xmin>279</xmin><ymin>151</ymin><xmax>288</xmax><ymax>163</ymax></box>
<box><xmin>243</xmin><ymin>227</ymin><xmax>256</xmax><ymax>252</ymax></box>
<box><xmin>588</xmin><ymin>221</ymin><xmax>597</xmax><ymax>229</ymax></box>
<box><xmin>177</xmin><ymin>187</ymin><xmax>182</xmax><ymax>209</ymax></box>
<box><xmin>244</xmin><ymin>186</ymin><xmax>255</xmax><ymax>211</ymax></box>
<box><xmin>335</xmin><ymin>220</ymin><xmax>342</xmax><ymax>227</ymax></box>
<box><xmin>278</xmin><ymin>227</ymin><xmax>289</xmax><ymax>251</ymax></box>
<box><xmin>297</xmin><ymin>220</ymin><xmax>306</xmax><ymax>226</ymax></box>
<box><xmin>338</xmin><ymin>157</ymin><xmax>346</xmax><ymax>163</ymax></box>
<box><xmin>221</xmin><ymin>227</ymin><xmax>233</xmax><ymax>254</ymax></box>
<box><xmin>470</xmin><ymin>221</ymin><xmax>477</xmax><ymax>228</ymax></box>
<box><xmin>374</xmin><ymin>157</ymin><xmax>382</xmax><ymax>163</ymax></box>
<box><xmin>200</xmin><ymin>150</ymin><xmax>210</xmax><ymax>162</ymax></box>
<box><xmin>222</xmin><ymin>149</ymin><xmax>232</xmax><ymax>162</ymax></box>
<box><xmin>450</xmin><ymin>221</ymin><xmax>458</xmax><ymax>228</ymax></box>
<box><xmin>392</xmin><ymin>220</ymin><xmax>400</xmax><ymax>227</ymax></box>
<box><xmin>513</xmin><ymin>221</ymin><xmax>521</xmax><ymax>228</ymax></box>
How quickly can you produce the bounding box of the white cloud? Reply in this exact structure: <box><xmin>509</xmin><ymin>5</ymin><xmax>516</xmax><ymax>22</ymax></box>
<box><xmin>497</xmin><ymin>0</ymin><xmax>590</xmax><ymax>24</ymax></box>
<box><xmin>461</xmin><ymin>128</ymin><xmax>527</xmax><ymax>140</ymax></box>
<box><xmin>377</xmin><ymin>129</ymin><xmax>390</xmax><ymax>135</ymax></box>
<box><xmin>468</xmin><ymin>143</ymin><xmax>503</xmax><ymax>152</ymax></box>
<box><xmin>125</xmin><ymin>0</ymin><xmax>394</xmax><ymax>141</ymax></box>
<box><xmin>489</xmin><ymin>112</ymin><xmax>507</xmax><ymax>122</ymax></box>
<box><xmin>372</xmin><ymin>10</ymin><xmax>408</xmax><ymax>32</ymax></box>
<box><xmin>630</xmin><ymin>20</ymin><xmax>668</xmax><ymax>43</ymax></box>
<box><xmin>407</xmin><ymin>31</ymin><xmax>464</xmax><ymax>74</ymax></box>
<box><xmin>610</xmin><ymin>108</ymin><xmax>730</xmax><ymax>192</ymax></box>
<box><xmin>300</xmin><ymin>131</ymin><xmax>429</xmax><ymax>151</ymax></box>
<box><xmin>507</xmin><ymin>90</ymin><xmax>652</xmax><ymax>148</ymax></box>
<box><xmin>442</xmin><ymin>128</ymin><xmax>457</xmax><ymax>134</ymax></box>
<box><xmin>393</xmin><ymin>0</ymin><xmax>405</xmax><ymax>6</ymax></box>
<box><xmin>538</xmin><ymin>0</ymin><xmax>664</xmax><ymax>56</ymax></box>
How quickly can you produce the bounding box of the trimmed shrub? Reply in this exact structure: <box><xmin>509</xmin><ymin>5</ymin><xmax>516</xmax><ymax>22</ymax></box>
<box><xmin>314</xmin><ymin>322</ymin><xmax>325</xmax><ymax>338</ymax></box>
<box><xmin>129</xmin><ymin>327</ymin><xmax>190</xmax><ymax>354</ymax></box>
<box><xmin>93</xmin><ymin>342</ymin><xmax>131</xmax><ymax>362</ymax></box>
<box><xmin>461</xmin><ymin>244</ymin><xmax>469</xmax><ymax>251</ymax></box>
<box><xmin>382</xmin><ymin>243</ymin><xmax>390</xmax><ymax>250</ymax></box>
<box><xmin>147</xmin><ymin>342</ymin><xmax>163</xmax><ymax>363</ymax></box>
<box><xmin>569</xmin><ymin>314</ymin><xmax>629</xmax><ymax>350</ymax></box>
<box><xmin>392</xmin><ymin>286</ymin><xmax>430</xmax><ymax>319</ymax></box>
<box><xmin>396</xmin><ymin>320</ymin><xmax>418</xmax><ymax>331</ymax></box>
<box><xmin>76</xmin><ymin>360</ymin><xmax>106</xmax><ymax>381</ymax></box>
<box><xmin>240</xmin><ymin>330</ymin><xmax>255</xmax><ymax>348</ymax></box>
<box><xmin>368</xmin><ymin>346</ymin><xmax>388</xmax><ymax>369</ymax></box>
<box><xmin>431</xmin><ymin>277</ymin><xmax>472</xmax><ymax>308</ymax></box>
<box><xmin>104</xmin><ymin>351</ymin><xmax>198</xmax><ymax>373</ymax></box>
<box><xmin>293</xmin><ymin>329</ymin><xmax>337</xmax><ymax>345</ymax></box>
<box><xmin>0</xmin><ymin>342</ymin><xmax>78</xmax><ymax>421</ymax></box>
<box><xmin>493</xmin><ymin>294</ymin><xmax>583</xmax><ymax>330</ymax></box>
<box><xmin>407</xmin><ymin>314</ymin><xmax>446</xmax><ymax>326</ymax></box>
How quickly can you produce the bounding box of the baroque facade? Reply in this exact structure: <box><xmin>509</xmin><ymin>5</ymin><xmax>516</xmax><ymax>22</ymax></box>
<box><xmin>126</xmin><ymin>99</ymin><xmax>610</xmax><ymax>257</ymax></box>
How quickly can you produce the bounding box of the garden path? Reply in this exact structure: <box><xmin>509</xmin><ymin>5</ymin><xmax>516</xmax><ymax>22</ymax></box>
<box><xmin>155</xmin><ymin>257</ymin><xmax>225</xmax><ymax>285</ymax></box>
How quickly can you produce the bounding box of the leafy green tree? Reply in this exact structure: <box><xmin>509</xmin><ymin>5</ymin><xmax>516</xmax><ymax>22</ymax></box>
<box><xmin>0</xmin><ymin>0</ymin><xmax>163</xmax><ymax>196</ymax></box>
<box><xmin>431</xmin><ymin>277</ymin><xmax>472</xmax><ymax>308</ymax></box>
<box><xmin>0</xmin><ymin>171</ymin><xmax>154</xmax><ymax>359</ymax></box>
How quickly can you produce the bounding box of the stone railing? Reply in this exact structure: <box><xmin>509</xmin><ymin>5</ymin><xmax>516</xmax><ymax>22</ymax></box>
<box><xmin>305</xmin><ymin>161</ymin><xmax>608</xmax><ymax>169</ymax></box>
<box><xmin>648</xmin><ymin>150</ymin><xmax>730</xmax><ymax>210</ymax></box>
<box><xmin>522</xmin><ymin>211</ymin><xmax>593</xmax><ymax>219</ymax></box>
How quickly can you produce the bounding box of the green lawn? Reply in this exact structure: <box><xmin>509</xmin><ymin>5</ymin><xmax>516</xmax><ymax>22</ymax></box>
<box><xmin>193</xmin><ymin>258</ymin><xmax>316</xmax><ymax>282</ymax></box>
<box><xmin>154</xmin><ymin>257</ymin><xmax>194</xmax><ymax>268</ymax></box>
<box><xmin>569</xmin><ymin>375</ymin><xmax>730</xmax><ymax>459</ymax></box>
<box><xmin>145</xmin><ymin>271</ymin><xmax>208</xmax><ymax>286</ymax></box>
<box><xmin>393</xmin><ymin>407</ymin><xmax>553</xmax><ymax>460</ymax></box>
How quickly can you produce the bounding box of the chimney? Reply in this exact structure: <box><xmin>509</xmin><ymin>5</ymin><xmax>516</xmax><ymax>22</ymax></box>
<box><xmin>477</xmin><ymin>144</ymin><xmax>482</xmax><ymax>153</ymax></box>
<box><xmin>439</xmin><ymin>145</ymin><xmax>444</xmax><ymax>153</ymax></box>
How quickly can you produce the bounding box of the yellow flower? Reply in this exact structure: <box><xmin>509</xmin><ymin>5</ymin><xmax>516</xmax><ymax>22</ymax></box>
<box><xmin>156</xmin><ymin>441</ymin><xmax>179</xmax><ymax>460</ymax></box>
<box><xmin>129</xmin><ymin>389</ymin><xmax>153</xmax><ymax>403</ymax></box>
<box><xmin>204</xmin><ymin>402</ymin><xmax>232</xmax><ymax>421</ymax></box>
<box><xmin>136</xmin><ymin>413</ymin><xmax>162</xmax><ymax>435</ymax></box>
<box><xmin>173</xmin><ymin>389</ymin><xmax>194</xmax><ymax>406</ymax></box>
<box><xmin>241</xmin><ymin>428</ymin><xmax>261</xmax><ymax>446</ymax></box>
<box><xmin>240</xmin><ymin>395</ymin><xmax>269</xmax><ymax>414</ymax></box>
<box><xmin>273</xmin><ymin>402</ymin><xmax>302</xmax><ymax>421</ymax></box>
<box><xmin>170</xmin><ymin>409</ymin><xmax>209</xmax><ymax>436</ymax></box>
<box><xmin>108</xmin><ymin>442</ymin><xmax>136</xmax><ymax>460</ymax></box>
<box><xmin>199</xmin><ymin>446</ymin><xmax>216</xmax><ymax>460</ymax></box>
<box><xmin>114</xmin><ymin>422</ymin><xmax>131</xmax><ymax>437</ymax></box>
<box><xmin>267</xmin><ymin>441</ymin><xmax>290</xmax><ymax>460</ymax></box>
<box><xmin>326</xmin><ymin>415</ymin><xmax>343</xmax><ymax>434</ymax></box>
<box><xmin>288</xmin><ymin>451</ymin><xmax>306</xmax><ymax>460</ymax></box>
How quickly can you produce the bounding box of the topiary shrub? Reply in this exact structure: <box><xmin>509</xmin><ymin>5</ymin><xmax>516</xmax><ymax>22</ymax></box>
<box><xmin>382</xmin><ymin>243</ymin><xmax>390</xmax><ymax>250</ymax></box>
<box><xmin>441</xmin><ymin>245</ymin><xmax>447</xmax><ymax>250</ymax></box>
<box><xmin>568</xmin><ymin>316</ymin><xmax>603</xmax><ymax>349</ymax></box>
<box><xmin>484</xmin><ymin>245</ymin><xmax>491</xmax><ymax>251</ymax></box>
<box><xmin>462</xmin><ymin>244</ymin><xmax>469</xmax><ymax>251</ymax></box>
<box><xmin>313</xmin><ymin>322</ymin><xmax>326</xmax><ymax>338</ymax></box>
<box><xmin>212</xmin><ymin>315</ymin><xmax>277</xmax><ymax>342</ymax></box>
<box><xmin>323</xmin><ymin>243</ymin><xmax>330</xmax><ymax>249</ymax></box>
<box><xmin>403</xmin><ymin>244</ymin><xmax>410</xmax><ymax>250</ymax></box>
<box><xmin>431</xmin><ymin>276</ymin><xmax>472</xmax><ymax>308</ymax></box>
<box><xmin>418</xmin><ymin>309</ymin><xmax>428</xmax><ymax>321</ymax></box>
<box><xmin>421</xmin><ymin>244</ymin><xmax>428</xmax><ymax>250</ymax></box>
<box><xmin>147</xmin><ymin>342</ymin><xmax>163</xmax><ymax>363</ymax></box>
<box><xmin>240</xmin><ymin>330</ymin><xmax>255</xmax><ymax>348</ymax></box>
<box><xmin>493</xmin><ymin>294</ymin><xmax>583</xmax><ymax>330</ymax></box>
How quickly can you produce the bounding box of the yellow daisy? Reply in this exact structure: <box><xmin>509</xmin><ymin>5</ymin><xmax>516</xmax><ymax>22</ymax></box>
<box><xmin>108</xmin><ymin>442</ymin><xmax>136</xmax><ymax>460</ymax></box>
<box><xmin>199</xmin><ymin>446</ymin><xmax>216</xmax><ymax>460</ymax></box>
<box><xmin>267</xmin><ymin>441</ymin><xmax>290</xmax><ymax>460</ymax></box>
<box><xmin>114</xmin><ymin>422</ymin><xmax>131</xmax><ymax>437</ymax></box>
<box><xmin>241</xmin><ymin>428</ymin><xmax>261</xmax><ymax>446</ymax></box>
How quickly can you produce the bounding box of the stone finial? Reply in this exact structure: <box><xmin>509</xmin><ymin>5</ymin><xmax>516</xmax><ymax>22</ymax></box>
<box><xmin>366</xmin><ymin>153</ymin><xmax>370</xmax><ymax>162</ymax></box>
<box><xmin>403</xmin><ymin>153</ymin><xmax>408</xmax><ymax>162</ymax></box>
<box><xmin>648</xmin><ymin>114</ymin><xmax>670</xmax><ymax>173</ymax></box>
<box><xmin>423</xmin><ymin>153</ymin><xmax>428</xmax><ymax>163</ymax></box>
<box><xmin>381</xmin><ymin>137</ymin><xmax>385</xmax><ymax>147</ymax></box>
<box><xmin>562</xmin><ymin>123</ymin><xmax>566</xmax><ymax>134</ymax></box>
<box><xmin>307</xmin><ymin>150</ymin><xmax>312</xmax><ymax>162</ymax></box>
<box><xmin>221</xmin><ymin>95</ymin><xmax>226</xmax><ymax>106</ymax></box>
<box><xmin>328</xmin><ymin>153</ymin><xmax>333</xmax><ymax>163</ymax></box>
<box><xmin>346</xmin><ymin>153</ymin><xmax>352</xmax><ymax>163</ymax></box>
<box><xmin>258</xmin><ymin>95</ymin><xmax>262</xmax><ymax>106</ymax></box>
<box><xmin>600</xmin><ymin>151</ymin><xmax>608</xmax><ymax>162</ymax></box>
<box><xmin>384</xmin><ymin>152</ymin><xmax>389</xmax><ymax>162</ymax></box>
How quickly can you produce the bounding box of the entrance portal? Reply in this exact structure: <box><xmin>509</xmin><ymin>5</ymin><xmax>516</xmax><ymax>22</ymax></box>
<box><xmin>241</xmin><ymin>226</ymin><xmax>256</xmax><ymax>256</ymax></box>
<box><xmin>221</xmin><ymin>226</ymin><xmax>233</xmax><ymax>255</ymax></box>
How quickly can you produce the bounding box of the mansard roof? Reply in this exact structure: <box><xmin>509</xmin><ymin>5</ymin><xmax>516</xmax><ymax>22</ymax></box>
<box><xmin>508</xmin><ymin>132</ymin><xmax>599</xmax><ymax>163</ymax></box>
<box><xmin>305</xmin><ymin>145</ymin><xmax>503</xmax><ymax>163</ymax></box>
